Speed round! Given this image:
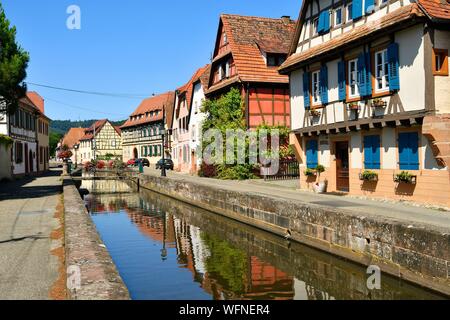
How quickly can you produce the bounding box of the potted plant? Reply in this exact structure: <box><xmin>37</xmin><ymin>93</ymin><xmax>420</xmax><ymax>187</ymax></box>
<box><xmin>313</xmin><ymin>164</ymin><xmax>328</xmax><ymax>193</ymax></box>
<box><xmin>304</xmin><ymin>168</ymin><xmax>316</xmax><ymax>177</ymax></box>
<box><xmin>309</xmin><ymin>109</ymin><xmax>321</xmax><ymax>117</ymax></box>
<box><xmin>347</xmin><ymin>102</ymin><xmax>359</xmax><ymax>111</ymax></box>
<box><xmin>394</xmin><ymin>171</ymin><xmax>417</xmax><ymax>184</ymax></box>
<box><xmin>359</xmin><ymin>170</ymin><xmax>378</xmax><ymax>182</ymax></box>
<box><xmin>371</xmin><ymin>98</ymin><xmax>387</xmax><ymax>108</ymax></box>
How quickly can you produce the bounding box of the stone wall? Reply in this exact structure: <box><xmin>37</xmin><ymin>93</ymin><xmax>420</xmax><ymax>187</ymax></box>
<box><xmin>137</xmin><ymin>174</ymin><xmax>450</xmax><ymax>296</ymax></box>
<box><xmin>63</xmin><ymin>178</ymin><xmax>130</xmax><ymax>300</ymax></box>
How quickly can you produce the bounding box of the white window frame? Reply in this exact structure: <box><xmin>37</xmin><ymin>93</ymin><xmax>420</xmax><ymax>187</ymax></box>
<box><xmin>348</xmin><ymin>58</ymin><xmax>359</xmax><ymax>98</ymax></box>
<box><xmin>334</xmin><ymin>6</ymin><xmax>343</xmax><ymax>27</ymax></box>
<box><xmin>312</xmin><ymin>17</ymin><xmax>319</xmax><ymax>36</ymax></box>
<box><xmin>374</xmin><ymin>49</ymin><xmax>390</xmax><ymax>93</ymax></box>
<box><xmin>346</xmin><ymin>2</ymin><xmax>353</xmax><ymax>23</ymax></box>
<box><xmin>311</xmin><ymin>70</ymin><xmax>321</xmax><ymax>105</ymax></box>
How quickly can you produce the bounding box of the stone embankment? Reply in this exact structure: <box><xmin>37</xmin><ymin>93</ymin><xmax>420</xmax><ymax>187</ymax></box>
<box><xmin>63</xmin><ymin>177</ymin><xmax>130</xmax><ymax>300</ymax></box>
<box><xmin>136</xmin><ymin>173</ymin><xmax>450</xmax><ymax>296</ymax></box>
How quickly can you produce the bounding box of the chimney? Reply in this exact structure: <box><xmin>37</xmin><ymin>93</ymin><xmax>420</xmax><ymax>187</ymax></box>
<box><xmin>281</xmin><ymin>16</ymin><xmax>291</xmax><ymax>24</ymax></box>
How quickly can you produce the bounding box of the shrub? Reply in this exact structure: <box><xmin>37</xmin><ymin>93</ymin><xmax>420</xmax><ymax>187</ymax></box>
<box><xmin>360</xmin><ymin>170</ymin><xmax>378</xmax><ymax>181</ymax></box>
<box><xmin>96</xmin><ymin>160</ymin><xmax>106</xmax><ymax>170</ymax></box>
<box><xmin>216</xmin><ymin>164</ymin><xmax>257</xmax><ymax>180</ymax></box>
<box><xmin>395</xmin><ymin>171</ymin><xmax>415</xmax><ymax>184</ymax></box>
<box><xmin>198</xmin><ymin>162</ymin><xmax>217</xmax><ymax>178</ymax></box>
<box><xmin>304</xmin><ymin>168</ymin><xmax>316</xmax><ymax>176</ymax></box>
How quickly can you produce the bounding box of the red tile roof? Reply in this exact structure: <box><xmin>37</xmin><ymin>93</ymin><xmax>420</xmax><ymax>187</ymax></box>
<box><xmin>121</xmin><ymin>92</ymin><xmax>175</xmax><ymax>129</ymax></box>
<box><xmin>418</xmin><ymin>0</ymin><xmax>450</xmax><ymax>21</ymax></box>
<box><xmin>280</xmin><ymin>4</ymin><xmax>425</xmax><ymax>72</ymax></box>
<box><xmin>207</xmin><ymin>14</ymin><xmax>296</xmax><ymax>94</ymax></box>
<box><xmin>80</xmin><ymin>119</ymin><xmax>121</xmax><ymax>141</ymax></box>
<box><xmin>26</xmin><ymin>92</ymin><xmax>45</xmax><ymax>114</ymax></box>
<box><xmin>175</xmin><ymin>65</ymin><xmax>210</xmax><ymax>119</ymax></box>
<box><xmin>62</xmin><ymin>128</ymin><xmax>85</xmax><ymax>149</ymax></box>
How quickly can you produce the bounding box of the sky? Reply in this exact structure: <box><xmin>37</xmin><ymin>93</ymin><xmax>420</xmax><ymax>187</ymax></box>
<box><xmin>2</xmin><ymin>0</ymin><xmax>301</xmax><ymax>122</ymax></box>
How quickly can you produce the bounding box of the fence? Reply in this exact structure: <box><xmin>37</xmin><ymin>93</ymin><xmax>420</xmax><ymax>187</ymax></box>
<box><xmin>263</xmin><ymin>159</ymin><xmax>300</xmax><ymax>181</ymax></box>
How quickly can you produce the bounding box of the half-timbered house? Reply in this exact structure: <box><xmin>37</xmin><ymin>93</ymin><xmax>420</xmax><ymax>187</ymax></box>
<box><xmin>206</xmin><ymin>14</ymin><xmax>296</xmax><ymax>129</ymax></box>
<box><xmin>121</xmin><ymin>92</ymin><xmax>175</xmax><ymax>164</ymax></box>
<box><xmin>280</xmin><ymin>0</ymin><xmax>450</xmax><ymax>206</ymax></box>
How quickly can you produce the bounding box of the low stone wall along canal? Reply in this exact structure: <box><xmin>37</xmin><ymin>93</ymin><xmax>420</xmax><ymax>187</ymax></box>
<box><xmin>76</xmin><ymin>177</ymin><xmax>447</xmax><ymax>300</ymax></box>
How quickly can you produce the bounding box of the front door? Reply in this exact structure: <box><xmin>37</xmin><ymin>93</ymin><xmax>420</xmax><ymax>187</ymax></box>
<box><xmin>191</xmin><ymin>151</ymin><xmax>197</xmax><ymax>174</ymax></box>
<box><xmin>29</xmin><ymin>150</ymin><xmax>34</xmax><ymax>173</ymax></box>
<box><xmin>335</xmin><ymin>141</ymin><xmax>349</xmax><ymax>192</ymax></box>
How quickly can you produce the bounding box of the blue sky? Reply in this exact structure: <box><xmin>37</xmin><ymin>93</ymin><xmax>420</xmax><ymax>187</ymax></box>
<box><xmin>2</xmin><ymin>0</ymin><xmax>300</xmax><ymax>122</ymax></box>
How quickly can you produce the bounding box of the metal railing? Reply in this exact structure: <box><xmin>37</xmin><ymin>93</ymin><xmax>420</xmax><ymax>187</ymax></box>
<box><xmin>263</xmin><ymin>159</ymin><xmax>300</xmax><ymax>181</ymax></box>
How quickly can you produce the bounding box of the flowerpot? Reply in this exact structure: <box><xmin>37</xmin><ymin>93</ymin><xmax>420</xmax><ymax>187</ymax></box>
<box><xmin>313</xmin><ymin>181</ymin><xmax>328</xmax><ymax>194</ymax></box>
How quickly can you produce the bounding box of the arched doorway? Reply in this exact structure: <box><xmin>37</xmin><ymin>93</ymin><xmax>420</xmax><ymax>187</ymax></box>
<box><xmin>133</xmin><ymin>147</ymin><xmax>138</xmax><ymax>159</ymax></box>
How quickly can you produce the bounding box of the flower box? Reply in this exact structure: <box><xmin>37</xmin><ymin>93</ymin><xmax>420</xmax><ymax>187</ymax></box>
<box><xmin>309</xmin><ymin>109</ymin><xmax>321</xmax><ymax>117</ymax></box>
<box><xmin>394</xmin><ymin>171</ymin><xmax>417</xmax><ymax>184</ymax></box>
<box><xmin>359</xmin><ymin>170</ymin><xmax>378</xmax><ymax>182</ymax></box>
<box><xmin>371</xmin><ymin>98</ymin><xmax>387</xmax><ymax>108</ymax></box>
<box><xmin>347</xmin><ymin>102</ymin><xmax>359</xmax><ymax>111</ymax></box>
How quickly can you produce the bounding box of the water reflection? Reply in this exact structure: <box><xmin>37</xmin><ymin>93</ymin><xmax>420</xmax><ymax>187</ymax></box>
<box><xmin>85</xmin><ymin>189</ymin><xmax>445</xmax><ymax>300</ymax></box>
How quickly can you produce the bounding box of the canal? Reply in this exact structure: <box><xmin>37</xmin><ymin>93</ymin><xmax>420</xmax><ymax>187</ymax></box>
<box><xmin>80</xmin><ymin>178</ymin><xmax>446</xmax><ymax>300</ymax></box>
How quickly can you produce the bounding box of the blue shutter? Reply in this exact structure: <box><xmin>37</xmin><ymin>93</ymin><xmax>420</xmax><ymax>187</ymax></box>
<box><xmin>365</xmin><ymin>0</ymin><xmax>375</xmax><ymax>14</ymax></box>
<box><xmin>320</xmin><ymin>65</ymin><xmax>329</xmax><ymax>104</ymax></box>
<box><xmin>399</xmin><ymin>132</ymin><xmax>419</xmax><ymax>170</ymax></box>
<box><xmin>303</xmin><ymin>72</ymin><xmax>311</xmax><ymax>109</ymax></box>
<box><xmin>364</xmin><ymin>136</ymin><xmax>373</xmax><ymax>169</ymax></box>
<box><xmin>388</xmin><ymin>42</ymin><xmax>400</xmax><ymax>91</ymax></box>
<box><xmin>352</xmin><ymin>0</ymin><xmax>363</xmax><ymax>20</ymax></box>
<box><xmin>338</xmin><ymin>60</ymin><xmax>346</xmax><ymax>101</ymax></box>
<box><xmin>357</xmin><ymin>53</ymin><xmax>367</xmax><ymax>96</ymax></box>
<box><xmin>306</xmin><ymin>140</ymin><xmax>318</xmax><ymax>169</ymax></box>
<box><xmin>364</xmin><ymin>135</ymin><xmax>380</xmax><ymax>169</ymax></box>
<box><xmin>371</xmin><ymin>135</ymin><xmax>380</xmax><ymax>169</ymax></box>
<box><xmin>317</xmin><ymin>12</ymin><xmax>324</xmax><ymax>34</ymax></box>
<box><xmin>365</xmin><ymin>52</ymin><xmax>372</xmax><ymax>96</ymax></box>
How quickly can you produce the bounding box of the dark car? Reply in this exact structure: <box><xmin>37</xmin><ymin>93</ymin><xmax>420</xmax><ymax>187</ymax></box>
<box><xmin>137</xmin><ymin>158</ymin><xmax>150</xmax><ymax>167</ymax></box>
<box><xmin>156</xmin><ymin>159</ymin><xmax>174</xmax><ymax>171</ymax></box>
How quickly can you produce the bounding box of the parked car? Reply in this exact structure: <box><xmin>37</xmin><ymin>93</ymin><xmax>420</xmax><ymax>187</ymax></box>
<box><xmin>138</xmin><ymin>158</ymin><xmax>150</xmax><ymax>167</ymax></box>
<box><xmin>156</xmin><ymin>159</ymin><xmax>174</xmax><ymax>171</ymax></box>
<box><xmin>127</xmin><ymin>159</ymin><xmax>137</xmax><ymax>167</ymax></box>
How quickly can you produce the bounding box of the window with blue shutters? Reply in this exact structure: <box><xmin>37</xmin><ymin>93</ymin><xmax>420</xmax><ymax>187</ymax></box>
<box><xmin>318</xmin><ymin>10</ymin><xmax>330</xmax><ymax>34</ymax></box>
<box><xmin>357</xmin><ymin>53</ymin><xmax>372</xmax><ymax>97</ymax></box>
<box><xmin>398</xmin><ymin>132</ymin><xmax>419</xmax><ymax>170</ymax></box>
<box><xmin>387</xmin><ymin>42</ymin><xmax>400</xmax><ymax>91</ymax></box>
<box><xmin>338</xmin><ymin>60</ymin><xmax>346</xmax><ymax>101</ymax></box>
<box><xmin>364</xmin><ymin>135</ymin><xmax>380</xmax><ymax>169</ymax></box>
<box><xmin>320</xmin><ymin>65</ymin><xmax>329</xmax><ymax>104</ymax></box>
<box><xmin>352</xmin><ymin>0</ymin><xmax>363</xmax><ymax>20</ymax></box>
<box><xmin>306</xmin><ymin>140</ymin><xmax>319</xmax><ymax>169</ymax></box>
<box><xmin>365</xmin><ymin>0</ymin><xmax>375</xmax><ymax>14</ymax></box>
<box><xmin>303</xmin><ymin>72</ymin><xmax>311</xmax><ymax>109</ymax></box>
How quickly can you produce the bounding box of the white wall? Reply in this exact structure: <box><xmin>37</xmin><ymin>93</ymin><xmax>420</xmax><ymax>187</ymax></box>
<box><xmin>434</xmin><ymin>29</ymin><xmax>450</xmax><ymax>114</ymax></box>
<box><xmin>189</xmin><ymin>82</ymin><xmax>207</xmax><ymax>166</ymax></box>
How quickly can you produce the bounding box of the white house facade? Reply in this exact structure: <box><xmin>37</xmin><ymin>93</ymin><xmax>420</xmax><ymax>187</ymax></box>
<box><xmin>280</xmin><ymin>0</ymin><xmax>450</xmax><ymax>206</ymax></box>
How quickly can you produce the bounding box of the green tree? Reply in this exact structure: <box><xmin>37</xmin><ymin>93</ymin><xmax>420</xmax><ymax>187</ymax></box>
<box><xmin>0</xmin><ymin>3</ymin><xmax>29</xmax><ymax>114</ymax></box>
<box><xmin>49</xmin><ymin>131</ymin><xmax>62</xmax><ymax>157</ymax></box>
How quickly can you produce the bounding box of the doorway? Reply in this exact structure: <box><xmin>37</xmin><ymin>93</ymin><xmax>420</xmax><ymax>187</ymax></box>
<box><xmin>335</xmin><ymin>141</ymin><xmax>349</xmax><ymax>192</ymax></box>
<box><xmin>25</xmin><ymin>143</ymin><xmax>29</xmax><ymax>174</ymax></box>
<box><xmin>191</xmin><ymin>151</ymin><xmax>197</xmax><ymax>174</ymax></box>
<box><xmin>133</xmin><ymin>147</ymin><xmax>138</xmax><ymax>159</ymax></box>
<box><xmin>29</xmin><ymin>150</ymin><xmax>34</xmax><ymax>173</ymax></box>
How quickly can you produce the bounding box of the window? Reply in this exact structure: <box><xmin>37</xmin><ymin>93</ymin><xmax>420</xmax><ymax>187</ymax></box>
<box><xmin>306</xmin><ymin>140</ymin><xmax>318</xmax><ymax>169</ymax></box>
<box><xmin>334</xmin><ymin>7</ymin><xmax>343</xmax><ymax>26</ymax></box>
<box><xmin>348</xmin><ymin>59</ymin><xmax>359</xmax><ymax>98</ymax></box>
<box><xmin>223</xmin><ymin>33</ymin><xmax>228</xmax><ymax>45</ymax></box>
<box><xmin>311</xmin><ymin>70</ymin><xmax>321</xmax><ymax>105</ymax></box>
<box><xmin>312</xmin><ymin>17</ymin><xmax>319</xmax><ymax>35</ymax></box>
<box><xmin>364</xmin><ymin>135</ymin><xmax>380</xmax><ymax>169</ymax></box>
<box><xmin>374</xmin><ymin>49</ymin><xmax>389</xmax><ymax>92</ymax></box>
<box><xmin>346</xmin><ymin>3</ymin><xmax>353</xmax><ymax>23</ymax></box>
<box><xmin>433</xmin><ymin>49</ymin><xmax>448</xmax><ymax>76</ymax></box>
<box><xmin>15</xmin><ymin>142</ymin><xmax>23</xmax><ymax>164</ymax></box>
<box><xmin>194</xmin><ymin>101</ymin><xmax>198</xmax><ymax>114</ymax></box>
<box><xmin>267</xmin><ymin>54</ymin><xmax>287</xmax><ymax>67</ymax></box>
<box><xmin>398</xmin><ymin>132</ymin><xmax>419</xmax><ymax>170</ymax></box>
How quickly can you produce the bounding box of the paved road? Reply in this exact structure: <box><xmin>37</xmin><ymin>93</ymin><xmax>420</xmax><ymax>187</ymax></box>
<box><xmin>144</xmin><ymin>167</ymin><xmax>450</xmax><ymax>232</ymax></box>
<box><xmin>0</xmin><ymin>169</ymin><xmax>63</xmax><ymax>300</ymax></box>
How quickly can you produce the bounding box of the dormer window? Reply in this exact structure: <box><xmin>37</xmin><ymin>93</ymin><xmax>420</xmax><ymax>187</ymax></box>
<box><xmin>223</xmin><ymin>33</ymin><xmax>228</xmax><ymax>45</ymax></box>
<box><xmin>267</xmin><ymin>54</ymin><xmax>287</xmax><ymax>67</ymax></box>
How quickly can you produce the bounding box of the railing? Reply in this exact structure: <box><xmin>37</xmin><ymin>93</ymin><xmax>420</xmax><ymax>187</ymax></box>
<box><xmin>263</xmin><ymin>159</ymin><xmax>300</xmax><ymax>181</ymax></box>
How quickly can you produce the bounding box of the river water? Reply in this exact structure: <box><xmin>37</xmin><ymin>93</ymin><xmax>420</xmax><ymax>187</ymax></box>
<box><xmin>81</xmin><ymin>179</ymin><xmax>445</xmax><ymax>300</ymax></box>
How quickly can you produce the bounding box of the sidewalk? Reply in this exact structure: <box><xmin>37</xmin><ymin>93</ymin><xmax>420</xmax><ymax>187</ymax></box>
<box><xmin>144</xmin><ymin>167</ymin><xmax>450</xmax><ymax>232</ymax></box>
<box><xmin>0</xmin><ymin>169</ymin><xmax>63</xmax><ymax>300</ymax></box>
